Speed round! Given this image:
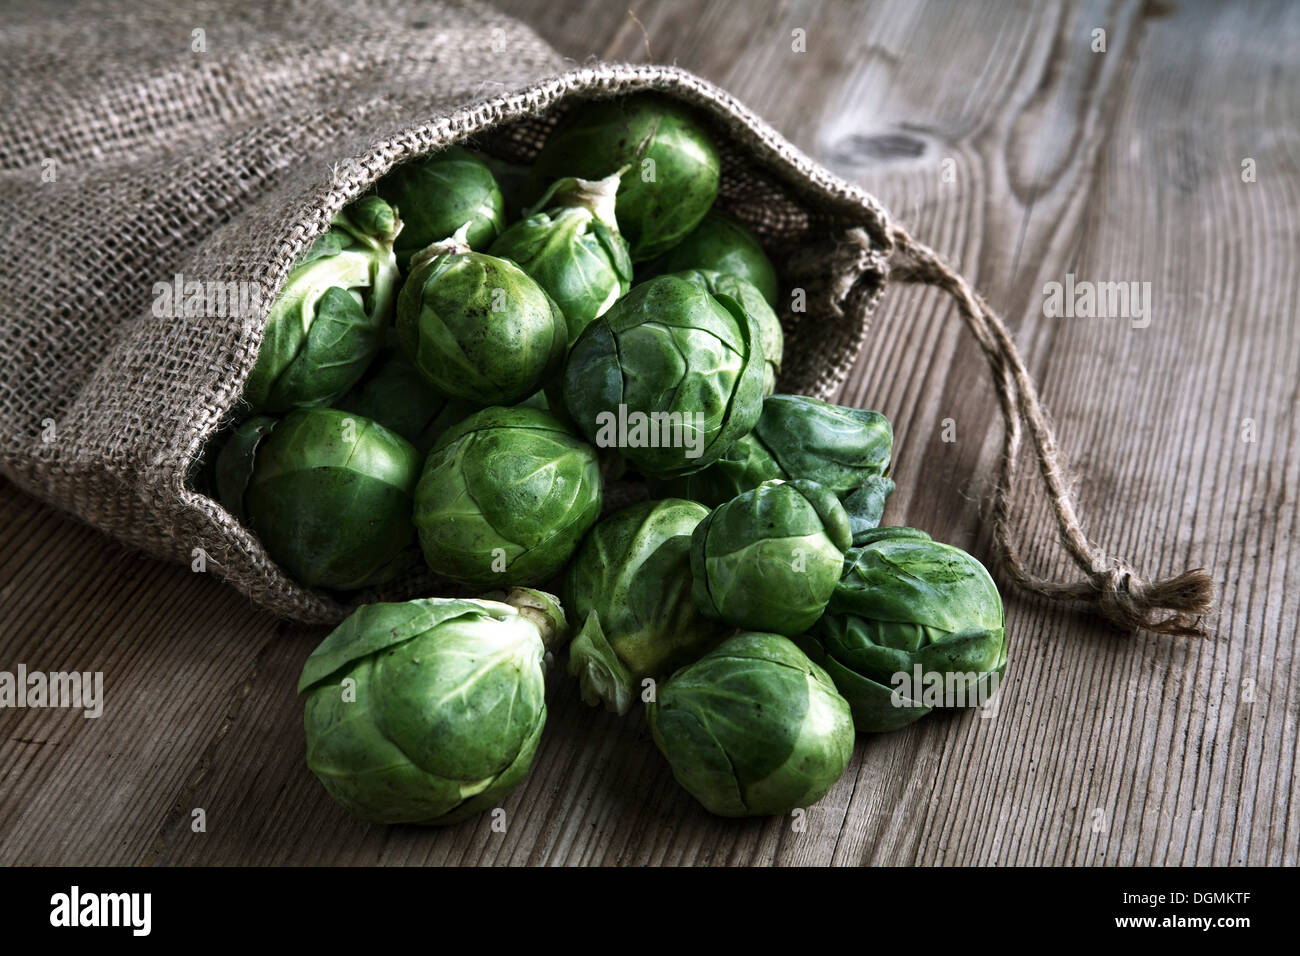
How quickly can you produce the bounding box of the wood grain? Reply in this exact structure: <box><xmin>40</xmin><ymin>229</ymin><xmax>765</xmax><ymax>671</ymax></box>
<box><xmin>1</xmin><ymin>0</ymin><xmax>1296</xmax><ymax>865</ymax></box>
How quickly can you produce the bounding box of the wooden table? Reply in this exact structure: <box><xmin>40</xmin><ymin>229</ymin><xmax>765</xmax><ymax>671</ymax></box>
<box><xmin>2</xmin><ymin>0</ymin><xmax>1296</xmax><ymax>866</ymax></box>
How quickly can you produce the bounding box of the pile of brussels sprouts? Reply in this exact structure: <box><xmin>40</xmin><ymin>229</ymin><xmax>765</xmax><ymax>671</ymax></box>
<box><xmin>209</xmin><ymin>95</ymin><xmax>1008</xmax><ymax>825</ymax></box>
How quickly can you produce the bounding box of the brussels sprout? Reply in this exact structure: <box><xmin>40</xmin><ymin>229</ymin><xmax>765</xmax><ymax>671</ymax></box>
<box><xmin>489</xmin><ymin>172</ymin><xmax>633</xmax><ymax>345</ymax></box>
<box><xmin>219</xmin><ymin>407</ymin><xmax>421</xmax><ymax>590</ymax></box>
<box><xmin>808</xmin><ymin>527</ymin><xmax>1006</xmax><ymax>732</ymax></box>
<box><xmin>376</xmin><ymin>145</ymin><xmax>505</xmax><ymax>267</ymax></box>
<box><xmin>298</xmin><ymin>588</ymin><xmax>568</xmax><ymax>825</ymax></box>
<box><xmin>648</xmin><ymin>632</ymin><xmax>854</xmax><ymax>817</ymax></box>
<box><xmin>564</xmin><ymin>499</ymin><xmax>729</xmax><ymax>714</ymax></box>
<box><xmin>666</xmin><ymin>269</ymin><xmax>783</xmax><ymax>394</ymax></box>
<box><xmin>213</xmin><ymin>414</ymin><xmax>278</xmax><ymax>522</ymax></box>
<box><xmin>842</xmin><ymin>475</ymin><xmax>896</xmax><ymax>542</ymax></box>
<box><xmin>414</xmin><ymin>406</ymin><xmax>602</xmax><ymax>588</ymax></box>
<box><xmin>244</xmin><ymin>196</ymin><xmax>401</xmax><ymax>413</ymax></box>
<box><xmin>690</xmin><ymin>479</ymin><xmax>851</xmax><ymax>636</ymax></box>
<box><xmin>337</xmin><ymin>347</ymin><xmax>479</xmax><ymax>454</ymax></box>
<box><xmin>562</xmin><ymin>273</ymin><xmax>766</xmax><ymax>478</ymax></box>
<box><xmin>476</xmin><ymin>153</ymin><xmax>532</xmax><ymax>220</ymax></box>
<box><xmin>527</xmin><ymin>94</ymin><xmax>720</xmax><ymax>260</ymax></box>
<box><xmin>642</xmin><ymin>211</ymin><xmax>779</xmax><ymax>306</ymax></box>
<box><xmin>667</xmin><ymin>394</ymin><xmax>893</xmax><ymax>506</ymax></box>
<box><xmin>516</xmin><ymin>390</ymin><xmax>550</xmax><ymax>411</ymax></box>
<box><xmin>396</xmin><ymin>229</ymin><xmax>568</xmax><ymax>406</ymax></box>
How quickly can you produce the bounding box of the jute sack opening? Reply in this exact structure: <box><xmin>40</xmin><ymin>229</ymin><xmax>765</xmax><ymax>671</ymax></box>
<box><xmin>0</xmin><ymin>0</ymin><xmax>1211</xmax><ymax>631</ymax></box>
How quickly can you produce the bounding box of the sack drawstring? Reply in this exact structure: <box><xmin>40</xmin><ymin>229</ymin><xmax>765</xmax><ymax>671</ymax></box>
<box><xmin>876</xmin><ymin>224</ymin><xmax>1214</xmax><ymax>637</ymax></box>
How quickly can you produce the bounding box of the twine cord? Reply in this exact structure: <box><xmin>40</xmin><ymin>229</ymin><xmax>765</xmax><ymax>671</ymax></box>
<box><xmin>882</xmin><ymin>223</ymin><xmax>1214</xmax><ymax>637</ymax></box>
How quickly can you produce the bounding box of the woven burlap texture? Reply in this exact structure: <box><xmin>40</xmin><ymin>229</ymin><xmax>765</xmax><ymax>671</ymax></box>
<box><xmin>0</xmin><ymin>0</ymin><xmax>891</xmax><ymax>623</ymax></box>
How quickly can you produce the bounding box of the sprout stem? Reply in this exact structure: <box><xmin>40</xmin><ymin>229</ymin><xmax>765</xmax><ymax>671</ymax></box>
<box><xmin>483</xmin><ymin>587</ymin><xmax>571</xmax><ymax>651</ymax></box>
<box><xmin>529</xmin><ymin>169</ymin><xmax>626</xmax><ymax>230</ymax></box>
<box><xmin>409</xmin><ymin>221</ymin><xmax>473</xmax><ymax>269</ymax></box>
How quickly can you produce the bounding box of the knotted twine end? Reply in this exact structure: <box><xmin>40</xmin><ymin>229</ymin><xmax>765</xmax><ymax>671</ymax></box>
<box><xmin>882</xmin><ymin>222</ymin><xmax>1215</xmax><ymax>638</ymax></box>
<box><xmin>1057</xmin><ymin>562</ymin><xmax>1215</xmax><ymax>637</ymax></box>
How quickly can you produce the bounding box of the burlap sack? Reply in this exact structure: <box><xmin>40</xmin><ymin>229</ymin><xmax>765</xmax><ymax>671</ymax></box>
<box><xmin>0</xmin><ymin>0</ymin><xmax>1210</xmax><ymax>632</ymax></box>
